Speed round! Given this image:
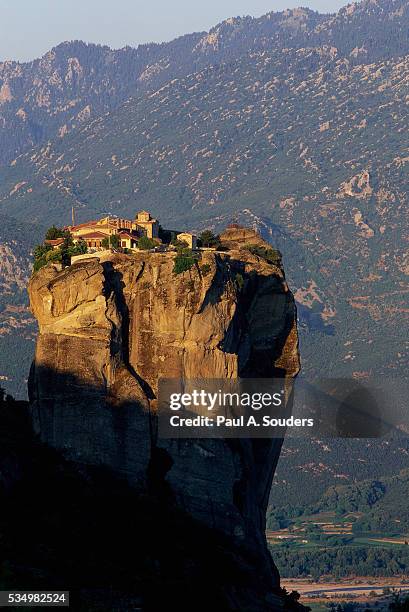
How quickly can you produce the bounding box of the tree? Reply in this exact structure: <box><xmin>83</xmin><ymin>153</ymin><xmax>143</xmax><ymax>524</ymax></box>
<box><xmin>46</xmin><ymin>249</ymin><xmax>63</xmax><ymax>264</ymax></box>
<box><xmin>198</xmin><ymin>230</ymin><xmax>221</xmax><ymax>248</ymax></box>
<box><xmin>171</xmin><ymin>238</ymin><xmax>189</xmax><ymax>251</ymax></box>
<box><xmin>33</xmin><ymin>244</ymin><xmax>53</xmax><ymax>271</ymax></box>
<box><xmin>243</xmin><ymin>243</ymin><xmax>282</xmax><ymax>265</ymax></box>
<box><xmin>137</xmin><ymin>236</ymin><xmax>156</xmax><ymax>250</ymax></box>
<box><xmin>57</xmin><ymin>234</ymin><xmax>84</xmax><ymax>265</ymax></box>
<box><xmin>0</xmin><ymin>386</ymin><xmax>14</xmax><ymax>404</ymax></box>
<box><xmin>389</xmin><ymin>593</ymin><xmax>409</xmax><ymax>611</ymax></box>
<box><xmin>33</xmin><ymin>234</ymin><xmax>88</xmax><ymax>272</ymax></box>
<box><xmin>235</xmin><ymin>273</ymin><xmax>244</xmax><ymax>290</ymax></box>
<box><xmin>200</xmin><ymin>263</ymin><xmax>212</xmax><ymax>277</ymax></box>
<box><xmin>33</xmin><ymin>244</ymin><xmax>52</xmax><ymax>260</ymax></box>
<box><xmin>305</xmin><ymin>523</ymin><xmax>323</xmax><ymax>542</ymax></box>
<box><xmin>67</xmin><ymin>239</ymin><xmax>87</xmax><ymax>258</ymax></box>
<box><xmin>45</xmin><ymin>226</ymin><xmax>69</xmax><ymax>240</ymax></box>
<box><xmin>102</xmin><ymin>234</ymin><xmax>121</xmax><ymax>249</ymax></box>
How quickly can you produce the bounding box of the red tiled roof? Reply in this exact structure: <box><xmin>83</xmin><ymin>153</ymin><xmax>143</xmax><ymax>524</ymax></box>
<box><xmin>45</xmin><ymin>238</ymin><xmax>65</xmax><ymax>246</ymax></box>
<box><xmin>80</xmin><ymin>231</ymin><xmax>107</xmax><ymax>239</ymax></box>
<box><xmin>118</xmin><ymin>232</ymin><xmax>136</xmax><ymax>239</ymax></box>
<box><xmin>69</xmin><ymin>221</ymin><xmax>98</xmax><ymax>230</ymax></box>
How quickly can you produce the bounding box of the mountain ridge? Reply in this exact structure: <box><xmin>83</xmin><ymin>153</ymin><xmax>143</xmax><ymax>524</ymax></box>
<box><xmin>2</xmin><ymin>0</ymin><xmax>409</xmax><ymax>166</ymax></box>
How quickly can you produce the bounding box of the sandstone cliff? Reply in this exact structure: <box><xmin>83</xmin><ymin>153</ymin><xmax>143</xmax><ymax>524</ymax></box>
<box><xmin>28</xmin><ymin>243</ymin><xmax>299</xmax><ymax>610</ymax></box>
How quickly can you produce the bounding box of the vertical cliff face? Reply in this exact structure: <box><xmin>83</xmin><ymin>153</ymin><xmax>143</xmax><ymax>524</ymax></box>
<box><xmin>28</xmin><ymin>245</ymin><xmax>299</xmax><ymax>609</ymax></box>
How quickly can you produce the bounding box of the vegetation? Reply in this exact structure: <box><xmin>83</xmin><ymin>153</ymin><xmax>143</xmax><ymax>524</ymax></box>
<box><xmin>33</xmin><ymin>244</ymin><xmax>56</xmax><ymax>271</ymax></box>
<box><xmin>101</xmin><ymin>233</ymin><xmax>120</xmax><ymax>249</ymax></box>
<box><xmin>198</xmin><ymin>230</ymin><xmax>220</xmax><ymax>249</ymax></box>
<box><xmin>63</xmin><ymin>238</ymin><xmax>87</xmax><ymax>265</ymax></box>
<box><xmin>137</xmin><ymin>236</ymin><xmax>156</xmax><ymax>250</ymax></box>
<box><xmin>200</xmin><ymin>263</ymin><xmax>212</xmax><ymax>277</ymax></box>
<box><xmin>171</xmin><ymin>238</ymin><xmax>189</xmax><ymax>250</ymax></box>
<box><xmin>327</xmin><ymin>603</ymin><xmax>362</xmax><ymax>612</ymax></box>
<box><xmin>266</xmin><ymin>468</ymin><xmax>409</xmax><ymax>578</ymax></box>
<box><xmin>268</xmin><ymin>469</ymin><xmax>409</xmax><ymax>536</ymax></box>
<box><xmin>173</xmin><ymin>247</ymin><xmax>199</xmax><ymax>274</ymax></box>
<box><xmin>243</xmin><ymin>244</ymin><xmax>282</xmax><ymax>266</ymax></box>
<box><xmin>389</xmin><ymin>593</ymin><xmax>409</xmax><ymax>612</ymax></box>
<box><xmin>45</xmin><ymin>226</ymin><xmax>68</xmax><ymax>240</ymax></box>
<box><xmin>235</xmin><ymin>273</ymin><xmax>245</xmax><ymax>290</ymax></box>
<box><xmin>272</xmin><ymin>545</ymin><xmax>409</xmax><ymax>579</ymax></box>
<box><xmin>0</xmin><ymin>386</ymin><xmax>14</xmax><ymax>405</ymax></box>
<box><xmin>278</xmin><ymin>587</ymin><xmax>303</xmax><ymax>610</ymax></box>
<box><xmin>33</xmin><ymin>227</ymin><xmax>87</xmax><ymax>271</ymax></box>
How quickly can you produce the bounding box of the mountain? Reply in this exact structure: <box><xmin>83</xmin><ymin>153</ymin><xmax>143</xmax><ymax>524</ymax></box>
<box><xmin>0</xmin><ymin>215</ymin><xmax>43</xmax><ymax>396</ymax></box>
<box><xmin>0</xmin><ymin>38</ymin><xmax>201</xmax><ymax>166</ymax></box>
<box><xmin>271</xmin><ymin>436</ymin><xmax>409</xmax><ymax>507</ymax></box>
<box><xmin>1</xmin><ymin>0</ymin><xmax>408</xmax><ymax>389</ymax></box>
<box><xmin>2</xmin><ymin>0</ymin><xmax>409</xmax><ymax>167</ymax></box>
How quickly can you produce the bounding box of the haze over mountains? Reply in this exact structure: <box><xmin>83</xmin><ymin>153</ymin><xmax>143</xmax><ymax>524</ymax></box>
<box><xmin>0</xmin><ymin>0</ymin><xmax>407</xmax><ymax>423</ymax></box>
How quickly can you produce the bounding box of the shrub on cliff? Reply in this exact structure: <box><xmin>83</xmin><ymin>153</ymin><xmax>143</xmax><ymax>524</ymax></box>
<box><xmin>235</xmin><ymin>273</ymin><xmax>245</xmax><ymax>291</ymax></box>
<box><xmin>243</xmin><ymin>243</ymin><xmax>282</xmax><ymax>265</ymax></box>
<box><xmin>173</xmin><ymin>249</ymin><xmax>198</xmax><ymax>274</ymax></box>
<box><xmin>389</xmin><ymin>593</ymin><xmax>409</xmax><ymax>611</ymax></box>
<box><xmin>33</xmin><ymin>234</ymin><xmax>87</xmax><ymax>271</ymax></box>
<box><xmin>200</xmin><ymin>263</ymin><xmax>212</xmax><ymax>277</ymax></box>
<box><xmin>33</xmin><ymin>244</ymin><xmax>62</xmax><ymax>271</ymax></box>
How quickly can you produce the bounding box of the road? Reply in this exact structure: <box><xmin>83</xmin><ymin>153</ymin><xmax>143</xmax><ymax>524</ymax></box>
<box><xmin>306</xmin><ymin>585</ymin><xmax>409</xmax><ymax>595</ymax></box>
<box><xmin>283</xmin><ymin>581</ymin><xmax>409</xmax><ymax>596</ymax></box>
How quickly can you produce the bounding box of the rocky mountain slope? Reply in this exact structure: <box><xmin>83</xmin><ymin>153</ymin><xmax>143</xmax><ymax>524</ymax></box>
<box><xmin>27</xmin><ymin>245</ymin><xmax>299</xmax><ymax>609</ymax></box>
<box><xmin>2</xmin><ymin>0</ymin><xmax>409</xmax><ymax>166</ymax></box>
<box><xmin>0</xmin><ymin>216</ymin><xmax>43</xmax><ymax>396</ymax></box>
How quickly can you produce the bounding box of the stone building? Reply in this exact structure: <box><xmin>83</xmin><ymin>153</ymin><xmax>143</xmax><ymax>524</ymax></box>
<box><xmin>79</xmin><ymin>231</ymin><xmax>107</xmax><ymax>249</ymax></box>
<box><xmin>133</xmin><ymin>211</ymin><xmax>159</xmax><ymax>239</ymax></box>
<box><xmin>118</xmin><ymin>231</ymin><xmax>138</xmax><ymax>249</ymax></box>
<box><xmin>177</xmin><ymin>232</ymin><xmax>197</xmax><ymax>249</ymax></box>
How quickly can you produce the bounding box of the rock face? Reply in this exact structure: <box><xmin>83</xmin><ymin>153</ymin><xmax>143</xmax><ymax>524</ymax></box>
<box><xmin>28</xmin><ymin>244</ymin><xmax>299</xmax><ymax>609</ymax></box>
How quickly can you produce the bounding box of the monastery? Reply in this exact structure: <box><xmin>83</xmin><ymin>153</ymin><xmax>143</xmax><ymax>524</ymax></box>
<box><xmin>52</xmin><ymin>210</ymin><xmax>197</xmax><ymax>251</ymax></box>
